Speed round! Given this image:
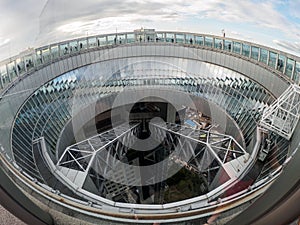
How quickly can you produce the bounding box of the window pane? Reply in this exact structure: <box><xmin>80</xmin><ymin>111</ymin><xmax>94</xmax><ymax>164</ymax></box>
<box><xmin>242</xmin><ymin>44</ymin><xmax>250</xmax><ymax>57</ymax></box>
<box><xmin>42</xmin><ymin>48</ymin><xmax>51</xmax><ymax>63</ymax></box>
<box><xmin>78</xmin><ymin>39</ymin><xmax>87</xmax><ymax>50</ymax></box>
<box><xmin>118</xmin><ymin>34</ymin><xmax>126</xmax><ymax>44</ymax></box>
<box><xmin>215</xmin><ymin>38</ymin><xmax>223</xmax><ymax>49</ymax></box>
<box><xmin>277</xmin><ymin>55</ymin><xmax>285</xmax><ymax>72</ymax></box>
<box><xmin>294</xmin><ymin>62</ymin><xmax>300</xmax><ymax>84</ymax></box>
<box><xmin>24</xmin><ymin>55</ymin><xmax>34</xmax><ymax>70</ymax></box>
<box><xmin>7</xmin><ymin>62</ymin><xmax>17</xmax><ymax>80</ymax></box>
<box><xmin>195</xmin><ymin>36</ymin><xmax>204</xmax><ymax>45</ymax></box>
<box><xmin>16</xmin><ymin>58</ymin><xmax>25</xmax><ymax>75</ymax></box>
<box><xmin>233</xmin><ymin>42</ymin><xmax>241</xmax><ymax>54</ymax></box>
<box><xmin>259</xmin><ymin>48</ymin><xmax>268</xmax><ymax>64</ymax></box>
<box><xmin>35</xmin><ymin>50</ymin><xmax>43</xmax><ymax>66</ymax></box>
<box><xmin>205</xmin><ymin>37</ymin><xmax>213</xmax><ymax>47</ymax></box>
<box><xmin>285</xmin><ymin>58</ymin><xmax>294</xmax><ymax>78</ymax></box>
<box><xmin>176</xmin><ymin>34</ymin><xmax>184</xmax><ymax>43</ymax></box>
<box><xmin>224</xmin><ymin>40</ymin><xmax>232</xmax><ymax>51</ymax></box>
<box><xmin>98</xmin><ymin>36</ymin><xmax>107</xmax><ymax>45</ymax></box>
<box><xmin>0</xmin><ymin>65</ymin><xmax>9</xmax><ymax>87</ymax></box>
<box><xmin>107</xmin><ymin>35</ymin><xmax>116</xmax><ymax>45</ymax></box>
<box><xmin>268</xmin><ymin>51</ymin><xmax>277</xmax><ymax>69</ymax></box>
<box><xmin>88</xmin><ymin>37</ymin><xmax>97</xmax><ymax>48</ymax></box>
<box><xmin>126</xmin><ymin>33</ymin><xmax>135</xmax><ymax>43</ymax></box>
<box><xmin>50</xmin><ymin>45</ymin><xmax>59</xmax><ymax>59</ymax></box>
<box><xmin>251</xmin><ymin>46</ymin><xmax>259</xmax><ymax>60</ymax></box>
<box><xmin>69</xmin><ymin>41</ymin><xmax>78</xmax><ymax>53</ymax></box>
<box><xmin>166</xmin><ymin>33</ymin><xmax>174</xmax><ymax>43</ymax></box>
<box><xmin>156</xmin><ymin>33</ymin><xmax>164</xmax><ymax>42</ymax></box>
<box><xmin>186</xmin><ymin>34</ymin><xmax>194</xmax><ymax>44</ymax></box>
<box><xmin>59</xmin><ymin>43</ymin><xmax>69</xmax><ymax>56</ymax></box>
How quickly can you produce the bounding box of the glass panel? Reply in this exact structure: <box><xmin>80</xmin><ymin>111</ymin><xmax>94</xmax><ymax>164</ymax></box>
<box><xmin>277</xmin><ymin>55</ymin><xmax>285</xmax><ymax>72</ymax></box>
<box><xmin>59</xmin><ymin>43</ymin><xmax>69</xmax><ymax>56</ymax></box>
<box><xmin>224</xmin><ymin>40</ymin><xmax>232</xmax><ymax>51</ymax></box>
<box><xmin>259</xmin><ymin>48</ymin><xmax>268</xmax><ymax>64</ymax></box>
<box><xmin>42</xmin><ymin>48</ymin><xmax>51</xmax><ymax>63</ymax></box>
<box><xmin>242</xmin><ymin>44</ymin><xmax>250</xmax><ymax>57</ymax></box>
<box><xmin>268</xmin><ymin>51</ymin><xmax>277</xmax><ymax>69</ymax></box>
<box><xmin>7</xmin><ymin>62</ymin><xmax>17</xmax><ymax>80</ymax></box>
<box><xmin>204</xmin><ymin>36</ymin><xmax>213</xmax><ymax>47</ymax></box>
<box><xmin>145</xmin><ymin>34</ymin><xmax>153</xmax><ymax>42</ymax></box>
<box><xmin>98</xmin><ymin>36</ymin><xmax>107</xmax><ymax>46</ymax></box>
<box><xmin>156</xmin><ymin>33</ymin><xmax>164</xmax><ymax>42</ymax></box>
<box><xmin>233</xmin><ymin>42</ymin><xmax>241</xmax><ymax>54</ymax></box>
<box><xmin>294</xmin><ymin>62</ymin><xmax>300</xmax><ymax>84</ymax></box>
<box><xmin>186</xmin><ymin>34</ymin><xmax>194</xmax><ymax>44</ymax></box>
<box><xmin>50</xmin><ymin>45</ymin><xmax>59</xmax><ymax>59</ymax></box>
<box><xmin>126</xmin><ymin>33</ymin><xmax>135</xmax><ymax>43</ymax></box>
<box><xmin>0</xmin><ymin>65</ymin><xmax>9</xmax><ymax>86</ymax></box>
<box><xmin>118</xmin><ymin>34</ymin><xmax>126</xmax><ymax>44</ymax></box>
<box><xmin>176</xmin><ymin>34</ymin><xmax>184</xmax><ymax>43</ymax></box>
<box><xmin>285</xmin><ymin>58</ymin><xmax>294</xmax><ymax>78</ymax></box>
<box><xmin>78</xmin><ymin>39</ymin><xmax>87</xmax><ymax>50</ymax></box>
<box><xmin>96</xmin><ymin>37</ymin><xmax>100</xmax><ymax>46</ymax></box>
<box><xmin>251</xmin><ymin>46</ymin><xmax>259</xmax><ymax>60</ymax></box>
<box><xmin>24</xmin><ymin>55</ymin><xmax>34</xmax><ymax>70</ymax></box>
<box><xmin>195</xmin><ymin>36</ymin><xmax>204</xmax><ymax>45</ymax></box>
<box><xmin>136</xmin><ymin>33</ymin><xmax>144</xmax><ymax>42</ymax></box>
<box><xmin>69</xmin><ymin>41</ymin><xmax>78</xmax><ymax>53</ymax></box>
<box><xmin>107</xmin><ymin>35</ymin><xmax>116</xmax><ymax>45</ymax></box>
<box><xmin>166</xmin><ymin>33</ymin><xmax>175</xmax><ymax>43</ymax></box>
<box><xmin>35</xmin><ymin>50</ymin><xmax>43</xmax><ymax>66</ymax></box>
<box><xmin>88</xmin><ymin>37</ymin><xmax>97</xmax><ymax>48</ymax></box>
<box><xmin>215</xmin><ymin>38</ymin><xmax>223</xmax><ymax>49</ymax></box>
<box><xmin>16</xmin><ymin>58</ymin><xmax>25</xmax><ymax>75</ymax></box>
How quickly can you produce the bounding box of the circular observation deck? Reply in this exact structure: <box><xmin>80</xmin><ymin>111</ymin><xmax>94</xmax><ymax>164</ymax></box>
<box><xmin>0</xmin><ymin>28</ymin><xmax>299</xmax><ymax>225</ymax></box>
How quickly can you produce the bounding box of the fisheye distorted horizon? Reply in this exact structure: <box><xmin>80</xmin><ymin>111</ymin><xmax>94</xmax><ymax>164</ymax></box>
<box><xmin>0</xmin><ymin>0</ymin><xmax>300</xmax><ymax>60</ymax></box>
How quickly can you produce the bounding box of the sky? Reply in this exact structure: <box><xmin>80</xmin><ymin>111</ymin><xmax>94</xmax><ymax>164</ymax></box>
<box><xmin>0</xmin><ymin>0</ymin><xmax>300</xmax><ymax>61</ymax></box>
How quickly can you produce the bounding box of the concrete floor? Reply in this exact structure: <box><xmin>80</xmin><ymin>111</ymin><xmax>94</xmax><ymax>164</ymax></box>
<box><xmin>0</xmin><ymin>204</ymin><xmax>27</xmax><ymax>225</ymax></box>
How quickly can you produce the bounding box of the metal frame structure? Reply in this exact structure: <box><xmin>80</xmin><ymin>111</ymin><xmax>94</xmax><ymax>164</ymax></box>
<box><xmin>150</xmin><ymin>122</ymin><xmax>248</xmax><ymax>164</ymax></box>
<box><xmin>56</xmin><ymin>123</ymin><xmax>140</xmax><ymax>191</ymax></box>
<box><xmin>260</xmin><ymin>84</ymin><xmax>300</xmax><ymax>139</ymax></box>
<box><xmin>53</xmin><ymin>121</ymin><xmax>250</xmax><ymax>204</ymax></box>
<box><xmin>150</xmin><ymin>122</ymin><xmax>250</xmax><ymax>186</ymax></box>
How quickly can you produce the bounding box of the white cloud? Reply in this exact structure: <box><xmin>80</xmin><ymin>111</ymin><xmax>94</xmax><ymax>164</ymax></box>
<box><xmin>273</xmin><ymin>40</ymin><xmax>300</xmax><ymax>56</ymax></box>
<box><xmin>56</xmin><ymin>17</ymin><xmax>139</xmax><ymax>36</ymax></box>
<box><xmin>175</xmin><ymin>1</ymin><xmax>300</xmax><ymax>39</ymax></box>
<box><xmin>1</xmin><ymin>0</ymin><xmax>300</xmax><ymax>60</ymax></box>
<box><xmin>0</xmin><ymin>38</ymin><xmax>10</xmax><ymax>47</ymax></box>
<box><xmin>289</xmin><ymin>0</ymin><xmax>300</xmax><ymax>19</ymax></box>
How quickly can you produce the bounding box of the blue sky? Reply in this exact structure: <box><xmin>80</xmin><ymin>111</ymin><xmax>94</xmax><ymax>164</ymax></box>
<box><xmin>0</xmin><ymin>0</ymin><xmax>300</xmax><ymax>60</ymax></box>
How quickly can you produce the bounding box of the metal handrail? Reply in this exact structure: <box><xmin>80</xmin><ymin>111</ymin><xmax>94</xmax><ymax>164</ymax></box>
<box><xmin>1</xmin><ymin>29</ymin><xmax>299</xmax><ymax>92</ymax></box>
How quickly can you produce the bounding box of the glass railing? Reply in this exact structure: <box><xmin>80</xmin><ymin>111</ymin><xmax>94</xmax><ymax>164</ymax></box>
<box><xmin>1</xmin><ymin>30</ymin><xmax>300</xmax><ymax>92</ymax></box>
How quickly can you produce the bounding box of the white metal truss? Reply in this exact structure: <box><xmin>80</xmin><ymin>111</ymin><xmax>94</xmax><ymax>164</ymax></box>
<box><xmin>55</xmin><ymin>121</ymin><xmax>250</xmax><ymax>201</ymax></box>
<box><xmin>150</xmin><ymin>122</ymin><xmax>248</xmax><ymax>164</ymax></box>
<box><xmin>56</xmin><ymin>123</ymin><xmax>140</xmax><ymax>189</ymax></box>
<box><xmin>260</xmin><ymin>84</ymin><xmax>300</xmax><ymax>140</ymax></box>
<box><xmin>149</xmin><ymin>121</ymin><xmax>250</xmax><ymax>188</ymax></box>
